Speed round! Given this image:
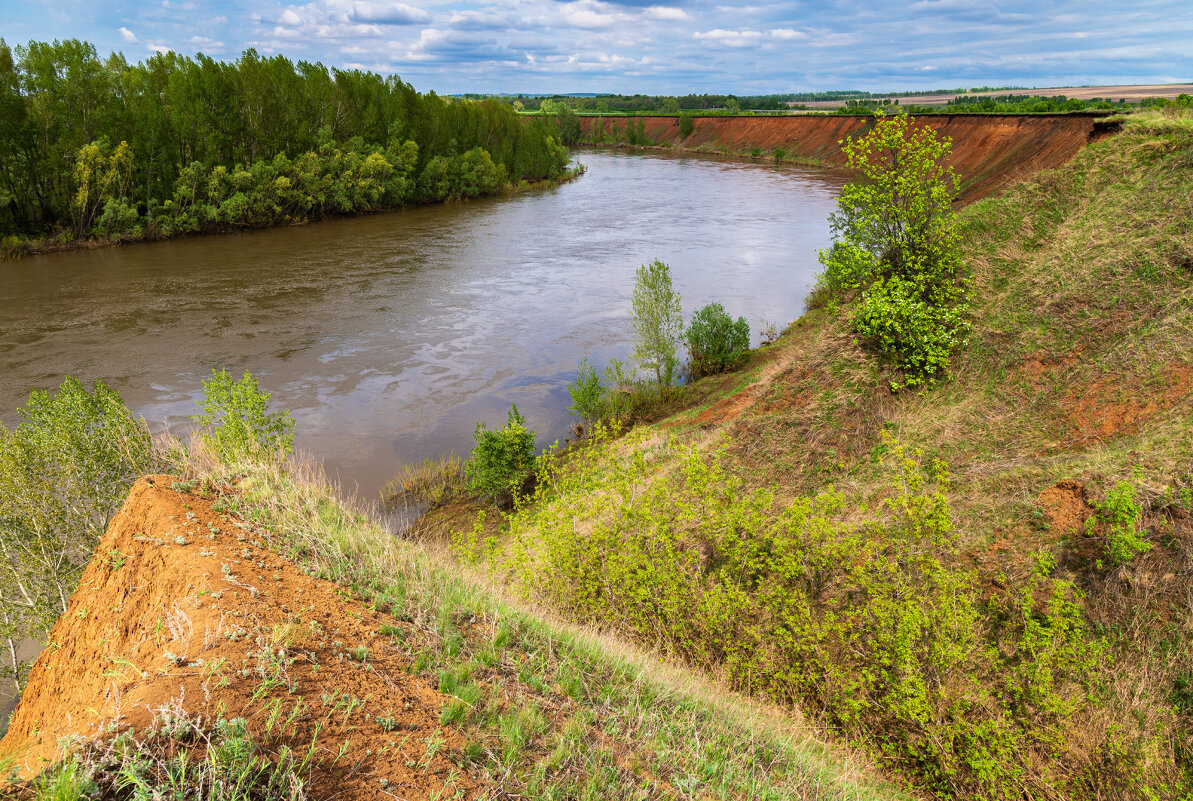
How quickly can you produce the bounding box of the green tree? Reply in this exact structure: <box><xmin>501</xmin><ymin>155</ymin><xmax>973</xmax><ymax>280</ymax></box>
<box><xmin>193</xmin><ymin>369</ymin><xmax>295</xmax><ymax>464</ymax></box>
<box><xmin>0</xmin><ymin>378</ymin><xmax>153</xmax><ymax>692</ymax></box>
<box><xmin>817</xmin><ymin>114</ymin><xmax>969</xmax><ymax>388</ymax></box>
<box><xmin>631</xmin><ymin>259</ymin><xmax>683</xmax><ymax>387</ymax></box>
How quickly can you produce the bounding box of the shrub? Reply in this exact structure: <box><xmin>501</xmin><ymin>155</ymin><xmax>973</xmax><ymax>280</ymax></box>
<box><xmin>817</xmin><ymin>114</ymin><xmax>969</xmax><ymax>388</ymax></box>
<box><xmin>509</xmin><ymin>434</ymin><xmax>1107</xmax><ymax>798</ymax></box>
<box><xmin>0</xmin><ymin>377</ymin><xmax>153</xmax><ymax>691</ymax></box>
<box><xmin>465</xmin><ymin>404</ymin><xmax>537</xmax><ymax>503</ymax></box>
<box><xmin>193</xmin><ymin>369</ymin><xmax>295</xmax><ymax>465</ymax></box>
<box><xmin>684</xmin><ymin>302</ymin><xmax>750</xmax><ymax>378</ymax></box>
<box><xmin>566</xmin><ymin>358</ymin><xmax>605</xmax><ymax>427</ymax></box>
<box><xmin>631</xmin><ymin>259</ymin><xmax>684</xmax><ymax>387</ymax></box>
<box><xmin>1091</xmin><ymin>480</ymin><xmax>1151</xmax><ymax>565</ymax></box>
<box><xmin>853</xmin><ymin>276</ymin><xmax>969</xmax><ymax>389</ymax></box>
<box><xmin>678</xmin><ymin>113</ymin><xmax>694</xmax><ymax>139</ymax></box>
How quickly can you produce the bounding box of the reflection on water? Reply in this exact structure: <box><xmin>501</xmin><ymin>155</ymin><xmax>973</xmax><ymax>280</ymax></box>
<box><xmin>0</xmin><ymin>150</ymin><xmax>844</xmax><ymax>499</ymax></box>
<box><xmin>0</xmin><ymin>149</ymin><xmax>846</xmax><ymax>719</ymax></box>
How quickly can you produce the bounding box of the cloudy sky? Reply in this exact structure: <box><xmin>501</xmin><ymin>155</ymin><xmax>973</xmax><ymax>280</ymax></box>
<box><xmin>3</xmin><ymin>0</ymin><xmax>1190</xmax><ymax>94</ymax></box>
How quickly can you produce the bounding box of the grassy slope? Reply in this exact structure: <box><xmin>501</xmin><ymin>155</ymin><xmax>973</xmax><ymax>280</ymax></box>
<box><xmin>227</xmin><ymin>459</ymin><xmax>911</xmax><ymax>800</ymax></box>
<box><xmin>424</xmin><ymin>109</ymin><xmax>1193</xmax><ymax>799</ymax></box>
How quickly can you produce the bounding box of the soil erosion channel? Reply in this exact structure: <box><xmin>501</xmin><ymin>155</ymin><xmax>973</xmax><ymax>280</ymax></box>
<box><xmin>0</xmin><ymin>150</ymin><xmax>845</xmax><ymax>500</ymax></box>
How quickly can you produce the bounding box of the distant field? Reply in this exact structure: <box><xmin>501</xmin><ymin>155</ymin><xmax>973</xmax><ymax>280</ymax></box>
<box><xmin>797</xmin><ymin>83</ymin><xmax>1193</xmax><ymax>109</ymax></box>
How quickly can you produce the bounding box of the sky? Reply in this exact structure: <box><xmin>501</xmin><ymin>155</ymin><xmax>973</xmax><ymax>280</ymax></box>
<box><xmin>2</xmin><ymin>0</ymin><xmax>1191</xmax><ymax>95</ymax></box>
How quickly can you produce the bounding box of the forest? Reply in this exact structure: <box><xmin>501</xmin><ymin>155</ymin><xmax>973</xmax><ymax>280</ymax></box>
<box><xmin>0</xmin><ymin>40</ymin><xmax>570</xmax><ymax>246</ymax></box>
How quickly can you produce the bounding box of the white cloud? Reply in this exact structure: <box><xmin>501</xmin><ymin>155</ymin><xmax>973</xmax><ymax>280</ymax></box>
<box><xmin>279</xmin><ymin>8</ymin><xmax>304</xmax><ymax>26</ymax></box>
<box><xmin>561</xmin><ymin>10</ymin><xmax>622</xmax><ymax>30</ymax></box>
<box><xmin>147</xmin><ymin>43</ymin><xmax>173</xmax><ymax>53</ymax></box>
<box><xmin>693</xmin><ymin>29</ymin><xmax>764</xmax><ymax>47</ymax></box>
<box><xmin>189</xmin><ymin>35</ymin><xmax>225</xmax><ymax>51</ymax></box>
<box><xmin>350</xmin><ymin>2</ymin><xmax>431</xmax><ymax>25</ymax></box>
<box><xmin>644</xmin><ymin>7</ymin><xmax>691</xmax><ymax>22</ymax></box>
<box><xmin>119</xmin><ymin>27</ymin><xmax>138</xmax><ymax>43</ymax></box>
<box><xmin>770</xmin><ymin>28</ymin><xmax>807</xmax><ymax>41</ymax></box>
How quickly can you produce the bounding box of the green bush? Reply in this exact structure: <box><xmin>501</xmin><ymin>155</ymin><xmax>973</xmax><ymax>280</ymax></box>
<box><xmin>566</xmin><ymin>358</ymin><xmax>605</xmax><ymax>427</ymax></box>
<box><xmin>193</xmin><ymin>369</ymin><xmax>295</xmax><ymax>465</ymax></box>
<box><xmin>684</xmin><ymin>302</ymin><xmax>751</xmax><ymax>378</ymax></box>
<box><xmin>508</xmin><ymin>434</ymin><xmax>1108</xmax><ymax>798</ymax></box>
<box><xmin>465</xmin><ymin>404</ymin><xmax>537</xmax><ymax>503</ymax></box>
<box><xmin>678</xmin><ymin>113</ymin><xmax>694</xmax><ymax>139</ymax></box>
<box><xmin>817</xmin><ymin>114</ymin><xmax>969</xmax><ymax>388</ymax></box>
<box><xmin>853</xmin><ymin>276</ymin><xmax>969</xmax><ymax>389</ymax></box>
<box><xmin>0</xmin><ymin>377</ymin><xmax>153</xmax><ymax>691</ymax></box>
<box><xmin>1091</xmin><ymin>481</ymin><xmax>1151</xmax><ymax>565</ymax></box>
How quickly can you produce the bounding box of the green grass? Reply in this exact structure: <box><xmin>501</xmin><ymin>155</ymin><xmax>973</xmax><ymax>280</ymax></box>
<box><xmin>427</xmin><ymin>107</ymin><xmax>1193</xmax><ymax>800</ymax></box>
<box><xmin>198</xmin><ymin>455</ymin><xmax>909</xmax><ymax>801</ymax></box>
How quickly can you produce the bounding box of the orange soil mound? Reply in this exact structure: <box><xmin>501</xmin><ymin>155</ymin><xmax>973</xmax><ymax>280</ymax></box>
<box><xmin>578</xmin><ymin>114</ymin><xmax>1115</xmax><ymax>201</ymax></box>
<box><xmin>1065</xmin><ymin>365</ymin><xmax>1193</xmax><ymax>443</ymax></box>
<box><xmin>0</xmin><ymin>476</ymin><xmax>478</xmax><ymax>799</ymax></box>
<box><xmin>1037</xmin><ymin>480</ymin><xmax>1093</xmax><ymax>537</ymax></box>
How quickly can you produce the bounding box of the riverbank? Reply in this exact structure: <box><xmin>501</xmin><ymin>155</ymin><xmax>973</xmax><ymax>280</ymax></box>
<box><xmin>5</xmin><ymin>109</ymin><xmax>1191</xmax><ymax>799</ymax></box>
<box><xmin>416</xmin><ymin>108</ymin><xmax>1193</xmax><ymax>798</ymax></box>
<box><xmin>0</xmin><ymin>164</ymin><xmax>587</xmax><ymax>262</ymax></box>
<box><xmin>577</xmin><ymin>112</ymin><xmax>1118</xmax><ymax>201</ymax></box>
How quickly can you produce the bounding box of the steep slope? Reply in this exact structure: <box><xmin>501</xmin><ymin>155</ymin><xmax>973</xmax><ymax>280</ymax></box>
<box><xmin>578</xmin><ymin>113</ymin><xmax>1117</xmax><ymax>200</ymax></box>
<box><xmin>457</xmin><ymin>111</ymin><xmax>1193</xmax><ymax>799</ymax></box>
<box><xmin>0</xmin><ymin>475</ymin><xmax>477</xmax><ymax>799</ymax></box>
<box><xmin>1</xmin><ymin>469</ymin><xmax>910</xmax><ymax>800</ymax></box>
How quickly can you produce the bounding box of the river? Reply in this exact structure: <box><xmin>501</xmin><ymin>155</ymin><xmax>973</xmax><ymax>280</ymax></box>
<box><xmin>1</xmin><ymin>149</ymin><xmax>846</xmax><ymax>499</ymax></box>
<box><xmin>0</xmin><ymin>150</ymin><xmax>845</xmax><ymax>728</ymax></box>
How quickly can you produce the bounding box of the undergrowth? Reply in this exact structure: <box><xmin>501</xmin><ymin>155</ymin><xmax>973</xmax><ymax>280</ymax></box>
<box><xmin>203</xmin><ymin>455</ymin><xmax>907</xmax><ymax>801</ymax></box>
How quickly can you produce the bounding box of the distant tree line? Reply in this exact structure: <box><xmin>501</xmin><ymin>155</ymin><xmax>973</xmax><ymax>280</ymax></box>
<box><xmin>0</xmin><ymin>40</ymin><xmax>570</xmax><ymax>244</ymax></box>
<box><xmin>481</xmin><ymin>86</ymin><xmax>1035</xmax><ymax>115</ymax></box>
<box><xmin>834</xmin><ymin>94</ymin><xmax>1129</xmax><ymax>115</ymax></box>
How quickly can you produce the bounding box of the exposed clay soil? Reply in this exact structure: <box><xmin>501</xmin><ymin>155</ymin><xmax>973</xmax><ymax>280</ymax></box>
<box><xmin>798</xmin><ymin>84</ymin><xmax>1193</xmax><ymax>109</ymax></box>
<box><xmin>1037</xmin><ymin>480</ymin><xmax>1094</xmax><ymax>537</ymax></box>
<box><xmin>579</xmin><ymin>113</ymin><xmax>1115</xmax><ymax>202</ymax></box>
<box><xmin>0</xmin><ymin>477</ymin><xmax>478</xmax><ymax>799</ymax></box>
<box><xmin>1065</xmin><ymin>365</ymin><xmax>1193</xmax><ymax>442</ymax></box>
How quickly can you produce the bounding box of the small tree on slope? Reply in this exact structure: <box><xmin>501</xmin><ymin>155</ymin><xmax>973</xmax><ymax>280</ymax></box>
<box><xmin>818</xmin><ymin>114</ymin><xmax>970</xmax><ymax>389</ymax></box>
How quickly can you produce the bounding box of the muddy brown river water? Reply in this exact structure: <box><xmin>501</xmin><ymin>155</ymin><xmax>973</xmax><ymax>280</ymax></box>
<box><xmin>1</xmin><ymin>149</ymin><xmax>846</xmax><ymax>500</ymax></box>
<box><xmin>0</xmin><ymin>148</ymin><xmax>847</xmax><ymax>726</ymax></box>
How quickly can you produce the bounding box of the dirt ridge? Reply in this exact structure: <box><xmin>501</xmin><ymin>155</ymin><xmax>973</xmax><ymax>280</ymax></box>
<box><xmin>579</xmin><ymin>113</ymin><xmax>1115</xmax><ymax>201</ymax></box>
<box><xmin>0</xmin><ymin>476</ymin><xmax>476</xmax><ymax>799</ymax></box>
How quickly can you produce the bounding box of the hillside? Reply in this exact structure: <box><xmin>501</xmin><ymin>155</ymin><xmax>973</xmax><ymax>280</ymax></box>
<box><xmin>577</xmin><ymin>112</ymin><xmax>1117</xmax><ymax>201</ymax></box>
<box><xmin>0</xmin><ymin>469</ymin><xmax>907</xmax><ymax>799</ymax></box>
<box><xmin>428</xmin><ymin>109</ymin><xmax>1193</xmax><ymax>799</ymax></box>
<box><xmin>3</xmin><ymin>108</ymin><xmax>1190</xmax><ymax>800</ymax></box>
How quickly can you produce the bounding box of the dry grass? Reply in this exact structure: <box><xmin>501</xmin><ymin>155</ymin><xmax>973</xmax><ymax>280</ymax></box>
<box><xmin>205</xmin><ymin>453</ymin><xmax>911</xmax><ymax>801</ymax></box>
<box><xmin>421</xmin><ymin>112</ymin><xmax>1193</xmax><ymax>798</ymax></box>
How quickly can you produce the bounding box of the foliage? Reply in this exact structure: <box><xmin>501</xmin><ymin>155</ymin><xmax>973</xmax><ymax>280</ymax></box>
<box><xmin>0</xmin><ymin>377</ymin><xmax>153</xmax><ymax>691</ymax></box>
<box><xmin>566</xmin><ymin>358</ymin><xmax>606</xmax><ymax>426</ymax></box>
<box><xmin>853</xmin><ymin>276</ymin><xmax>969</xmax><ymax>386</ymax></box>
<box><xmin>201</xmin><ymin>457</ymin><xmax>905</xmax><ymax>800</ymax></box>
<box><xmin>684</xmin><ymin>302</ymin><xmax>751</xmax><ymax>378</ymax></box>
<box><xmin>0</xmin><ymin>39</ymin><xmax>570</xmax><ymax>241</ymax></box>
<box><xmin>23</xmin><ymin>713</ymin><xmax>307</xmax><ymax>800</ymax></box>
<box><xmin>817</xmin><ymin>114</ymin><xmax>969</xmax><ymax>388</ymax></box>
<box><xmin>678</xmin><ymin>113</ymin><xmax>694</xmax><ymax>139</ymax></box>
<box><xmin>193</xmin><ymin>369</ymin><xmax>295</xmax><ymax>465</ymax></box>
<box><xmin>630</xmin><ymin>260</ymin><xmax>684</xmax><ymax>387</ymax></box>
<box><xmin>1090</xmin><ymin>481</ymin><xmax>1151</xmax><ymax>566</ymax></box>
<box><xmin>464</xmin><ymin>404</ymin><xmax>537</xmax><ymax>503</ymax></box>
<box><xmin>510</xmin><ymin>434</ymin><xmax>1108</xmax><ymax>799</ymax></box>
